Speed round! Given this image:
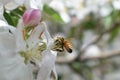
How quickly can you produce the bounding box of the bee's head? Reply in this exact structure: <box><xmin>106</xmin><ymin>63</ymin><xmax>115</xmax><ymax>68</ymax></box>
<box><xmin>51</xmin><ymin>36</ymin><xmax>64</xmax><ymax>52</ymax></box>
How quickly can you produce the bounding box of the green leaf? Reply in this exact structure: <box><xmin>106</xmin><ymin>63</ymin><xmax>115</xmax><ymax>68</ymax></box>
<box><xmin>11</xmin><ymin>6</ymin><xmax>26</xmax><ymax>16</ymax></box>
<box><xmin>4</xmin><ymin>11</ymin><xmax>15</xmax><ymax>26</ymax></box>
<box><xmin>111</xmin><ymin>9</ymin><xmax>120</xmax><ymax>21</ymax></box>
<box><xmin>82</xmin><ymin>14</ymin><xmax>97</xmax><ymax>29</ymax></box>
<box><xmin>43</xmin><ymin>4</ymin><xmax>63</xmax><ymax>23</ymax></box>
<box><xmin>69</xmin><ymin>27</ymin><xmax>76</xmax><ymax>37</ymax></box>
<box><xmin>103</xmin><ymin>16</ymin><xmax>112</xmax><ymax>29</ymax></box>
<box><xmin>71</xmin><ymin>61</ymin><xmax>81</xmax><ymax>71</ymax></box>
<box><xmin>108</xmin><ymin>27</ymin><xmax>120</xmax><ymax>43</ymax></box>
<box><xmin>3</xmin><ymin>7</ymin><xmax>26</xmax><ymax>27</ymax></box>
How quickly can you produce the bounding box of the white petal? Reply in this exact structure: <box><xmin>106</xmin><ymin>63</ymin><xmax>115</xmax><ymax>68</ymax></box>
<box><xmin>0</xmin><ymin>3</ymin><xmax>4</xmax><ymax>19</ymax></box>
<box><xmin>60</xmin><ymin>12</ymin><xmax>70</xmax><ymax>23</ymax></box>
<box><xmin>49</xmin><ymin>0</ymin><xmax>65</xmax><ymax>12</ymax></box>
<box><xmin>16</xmin><ymin>19</ymin><xmax>26</xmax><ymax>52</ymax></box>
<box><xmin>25</xmin><ymin>0</ymin><xmax>43</xmax><ymax>10</ymax></box>
<box><xmin>42</xmin><ymin>0</ymin><xmax>52</xmax><ymax>4</ymax></box>
<box><xmin>0</xmin><ymin>19</ymin><xmax>16</xmax><ymax>32</ymax></box>
<box><xmin>0</xmin><ymin>20</ymin><xmax>8</xmax><ymax>27</ymax></box>
<box><xmin>14</xmin><ymin>0</ymin><xmax>25</xmax><ymax>5</ymax></box>
<box><xmin>0</xmin><ymin>31</ymin><xmax>16</xmax><ymax>54</ymax></box>
<box><xmin>0</xmin><ymin>0</ymin><xmax>12</xmax><ymax>5</ymax></box>
<box><xmin>113</xmin><ymin>0</ymin><xmax>120</xmax><ymax>10</ymax></box>
<box><xmin>41</xmin><ymin>22</ymin><xmax>53</xmax><ymax>49</ymax></box>
<box><xmin>4</xmin><ymin>1</ymin><xmax>19</xmax><ymax>10</ymax></box>
<box><xmin>51</xmin><ymin>66</ymin><xmax>58</xmax><ymax>80</ymax></box>
<box><xmin>0</xmin><ymin>53</ymin><xmax>33</xmax><ymax>80</ymax></box>
<box><xmin>37</xmin><ymin>50</ymin><xmax>56</xmax><ymax>80</ymax></box>
<box><xmin>0</xmin><ymin>0</ymin><xmax>24</xmax><ymax>10</ymax></box>
<box><xmin>0</xmin><ymin>20</ymin><xmax>16</xmax><ymax>34</ymax></box>
<box><xmin>27</xmin><ymin>23</ymin><xmax>45</xmax><ymax>49</ymax></box>
<box><xmin>100</xmin><ymin>6</ymin><xmax>112</xmax><ymax>17</ymax></box>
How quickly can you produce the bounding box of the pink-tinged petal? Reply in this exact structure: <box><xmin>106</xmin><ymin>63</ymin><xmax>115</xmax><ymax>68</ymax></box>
<box><xmin>37</xmin><ymin>50</ymin><xmax>57</xmax><ymax>80</ymax></box>
<box><xmin>22</xmin><ymin>9</ymin><xmax>33</xmax><ymax>26</ymax></box>
<box><xmin>16</xmin><ymin>19</ymin><xmax>26</xmax><ymax>52</ymax></box>
<box><xmin>0</xmin><ymin>53</ymin><xmax>33</xmax><ymax>80</ymax></box>
<box><xmin>22</xmin><ymin>8</ymin><xmax>42</xmax><ymax>27</ymax></box>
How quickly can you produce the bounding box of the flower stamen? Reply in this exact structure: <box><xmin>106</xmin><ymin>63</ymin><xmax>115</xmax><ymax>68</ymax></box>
<box><xmin>22</xmin><ymin>29</ymin><xmax>26</xmax><ymax>40</ymax></box>
<box><xmin>38</xmin><ymin>29</ymin><xmax>44</xmax><ymax>39</ymax></box>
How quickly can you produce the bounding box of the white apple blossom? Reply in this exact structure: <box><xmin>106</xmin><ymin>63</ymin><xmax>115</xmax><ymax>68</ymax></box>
<box><xmin>0</xmin><ymin>0</ymin><xmax>25</xmax><ymax>10</ymax></box>
<box><xmin>112</xmin><ymin>0</ymin><xmax>120</xmax><ymax>10</ymax></box>
<box><xmin>49</xmin><ymin>0</ymin><xmax>70</xmax><ymax>23</ymax></box>
<box><xmin>0</xmin><ymin>0</ymin><xmax>53</xmax><ymax>11</ymax></box>
<box><xmin>0</xmin><ymin>18</ymin><xmax>33</xmax><ymax>80</ymax></box>
<box><xmin>0</xmin><ymin>7</ymin><xmax>58</xmax><ymax>80</ymax></box>
<box><xmin>16</xmin><ymin>19</ymin><xmax>57</xmax><ymax>80</ymax></box>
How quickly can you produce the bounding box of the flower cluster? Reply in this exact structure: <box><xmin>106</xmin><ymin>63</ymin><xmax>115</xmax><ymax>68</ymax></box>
<box><xmin>0</xmin><ymin>0</ymin><xmax>58</xmax><ymax>80</ymax></box>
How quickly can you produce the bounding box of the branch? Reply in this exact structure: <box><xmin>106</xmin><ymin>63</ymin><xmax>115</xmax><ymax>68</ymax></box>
<box><xmin>81</xmin><ymin>49</ymin><xmax>120</xmax><ymax>60</ymax></box>
<box><xmin>56</xmin><ymin>21</ymin><xmax>120</xmax><ymax>63</ymax></box>
<box><xmin>79</xmin><ymin>21</ymin><xmax>120</xmax><ymax>55</ymax></box>
<box><xmin>56</xmin><ymin>49</ymin><xmax>120</xmax><ymax>63</ymax></box>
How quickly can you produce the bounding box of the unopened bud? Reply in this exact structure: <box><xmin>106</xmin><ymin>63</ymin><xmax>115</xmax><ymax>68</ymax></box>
<box><xmin>22</xmin><ymin>8</ymin><xmax>42</xmax><ymax>27</ymax></box>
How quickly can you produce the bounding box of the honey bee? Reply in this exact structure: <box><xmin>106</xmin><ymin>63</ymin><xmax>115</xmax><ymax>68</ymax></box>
<box><xmin>52</xmin><ymin>35</ymin><xmax>72</xmax><ymax>53</ymax></box>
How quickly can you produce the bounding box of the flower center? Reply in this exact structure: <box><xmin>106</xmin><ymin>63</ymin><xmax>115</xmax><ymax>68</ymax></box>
<box><xmin>19</xmin><ymin>42</ymin><xmax>46</xmax><ymax>64</ymax></box>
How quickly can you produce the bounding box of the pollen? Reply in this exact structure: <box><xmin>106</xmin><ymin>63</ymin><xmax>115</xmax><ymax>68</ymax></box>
<box><xmin>19</xmin><ymin>42</ymin><xmax>46</xmax><ymax>64</ymax></box>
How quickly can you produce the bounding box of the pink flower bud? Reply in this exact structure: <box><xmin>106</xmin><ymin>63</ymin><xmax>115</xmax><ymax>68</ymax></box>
<box><xmin>22</xmin><ymin>8</ymin><xmax>42</xmax><ymax>27</ymax></box>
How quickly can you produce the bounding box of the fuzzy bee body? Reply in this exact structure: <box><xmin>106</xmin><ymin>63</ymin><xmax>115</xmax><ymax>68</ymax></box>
<box><xmin>52</xmin><ymin>36</ymin><xmax>72</xmax><ymax>53</ymax></box>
